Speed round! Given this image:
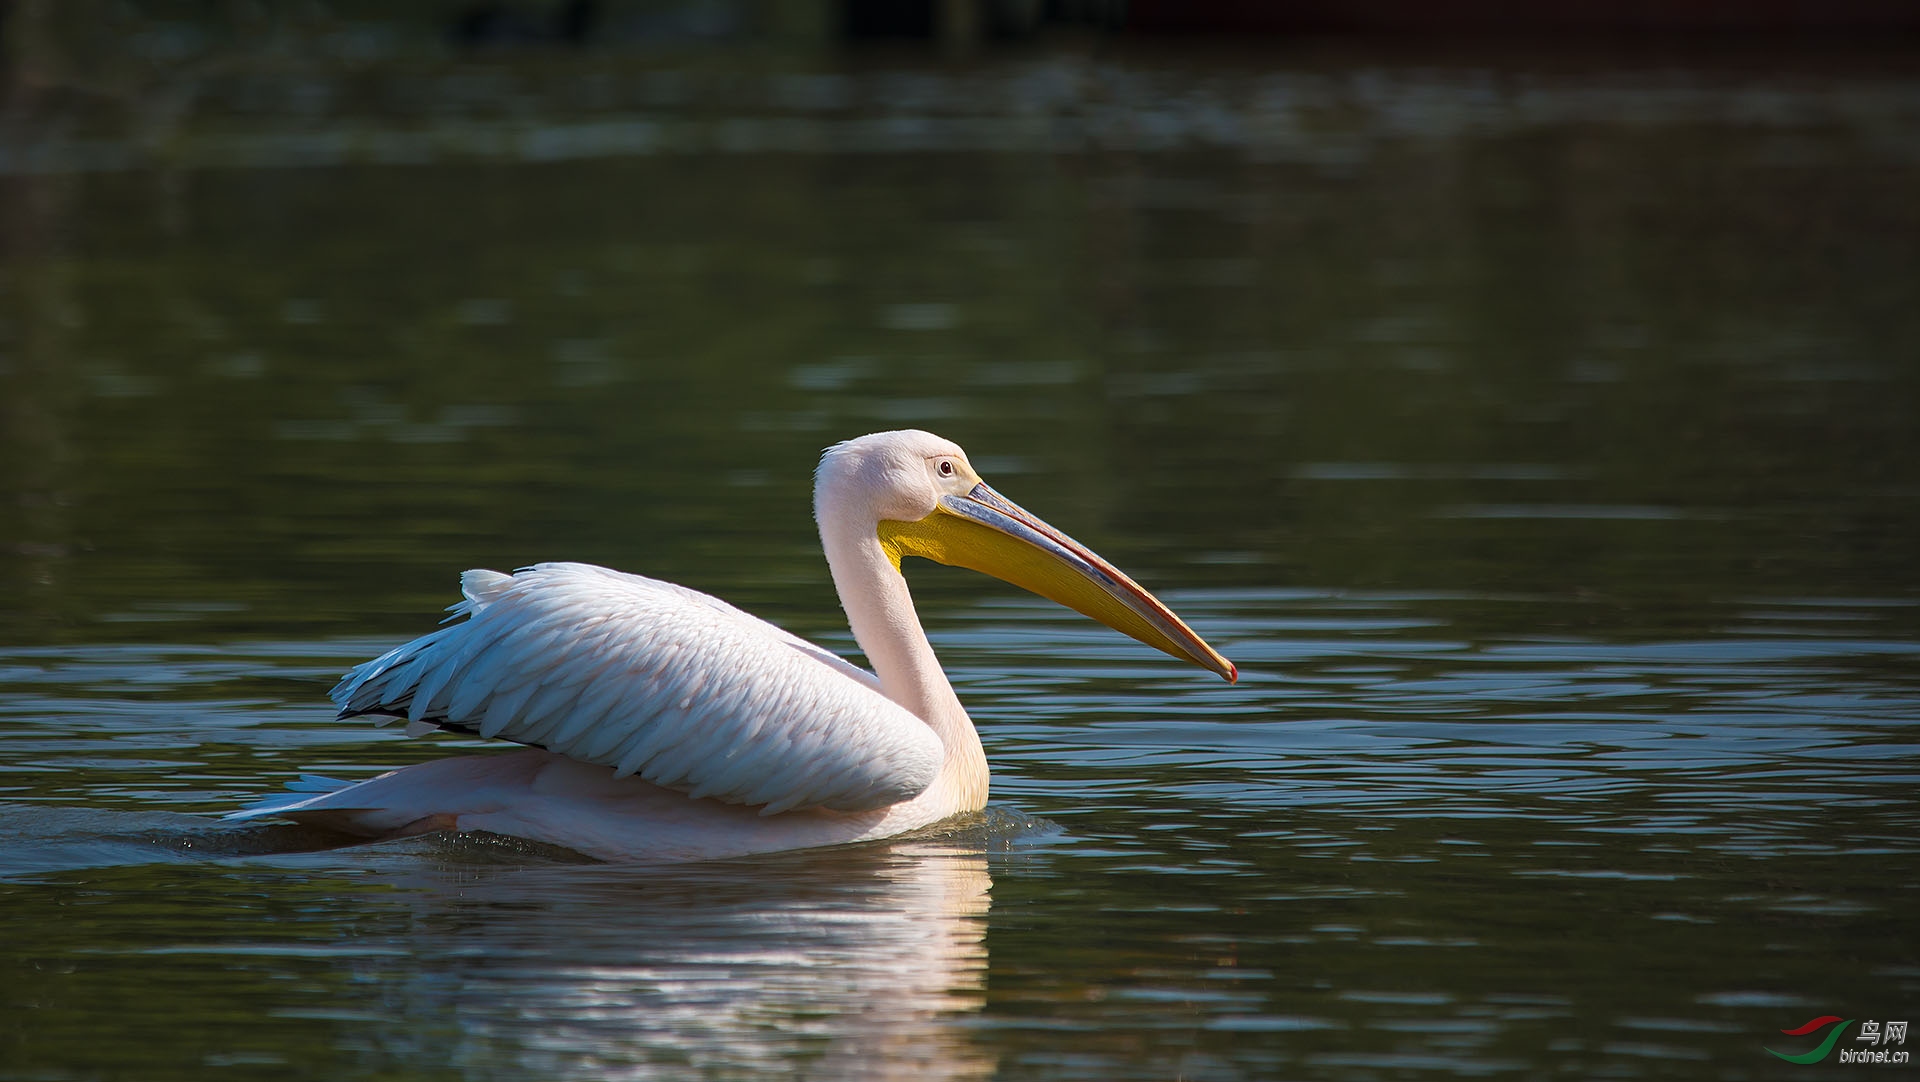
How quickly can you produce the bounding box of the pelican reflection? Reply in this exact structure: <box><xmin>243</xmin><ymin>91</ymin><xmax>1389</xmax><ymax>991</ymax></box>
<box><xmin>341</xmin><ymin>836</ymin><xmax>996</xmax><ymax>1080</ymax></box>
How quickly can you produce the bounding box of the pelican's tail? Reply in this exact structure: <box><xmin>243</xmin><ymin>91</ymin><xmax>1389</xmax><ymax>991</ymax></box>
<box><xmin>223</xmin><ymin>752</ymin><xmax>562</xmax><ymax>841</ymax></box>
<box><xmin>223</xmin><ymin>774</ymin><xmax>357</xmax><ymax>822</ymax></box>
<box><xmin>224</xmin><ymin>769</ymin><xmax>418</xmax><ymax>838</ymax></box>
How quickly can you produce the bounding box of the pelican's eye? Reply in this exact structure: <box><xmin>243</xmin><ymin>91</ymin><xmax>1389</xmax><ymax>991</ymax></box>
<box><xmin>937</xmin><ymin>460</ymin><xmax>956</xmax><ymax>477</ymax></box>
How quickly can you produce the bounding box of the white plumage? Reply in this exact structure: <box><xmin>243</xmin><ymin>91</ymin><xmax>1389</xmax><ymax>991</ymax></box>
<box><xmin>235</xmin><ymin>431</ymin><xmax>1233</xmax><ymax>862</ymax></box>
<box><xmin>333</xmin><ymin>563</ymin><xmax>944</xmax><ymax>816</ymax></box>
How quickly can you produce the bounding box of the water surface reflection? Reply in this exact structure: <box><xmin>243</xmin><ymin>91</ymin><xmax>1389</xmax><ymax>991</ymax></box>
<box><xmin>324</xmin><ymin>841</ymin><xmax>996</xmax><ymax>1081</ymax></box>
<box><xmin>4</xmin><ymin>823</ymin><xmax>998</xmax><ymax>1081</ymax></box>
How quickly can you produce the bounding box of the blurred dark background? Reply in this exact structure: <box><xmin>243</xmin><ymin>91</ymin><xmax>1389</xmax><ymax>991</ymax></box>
<box><xmin>1</xmin><ymin>1</ymin><xmax>1916</xmax><ymax>646</ymax></box>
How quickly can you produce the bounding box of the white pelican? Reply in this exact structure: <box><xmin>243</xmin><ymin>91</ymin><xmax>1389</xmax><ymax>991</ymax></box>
<box><xmin>233</xmin><ymin>430</ymin><xmax>1235</xmax><ymax>862</ymax></box>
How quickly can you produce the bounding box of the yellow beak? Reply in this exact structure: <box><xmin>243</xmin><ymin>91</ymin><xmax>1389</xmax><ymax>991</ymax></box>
<box><xmin>879</xmin><ymin>482</ymin><xmax>1236</xmax><ymax>682</ymax></box>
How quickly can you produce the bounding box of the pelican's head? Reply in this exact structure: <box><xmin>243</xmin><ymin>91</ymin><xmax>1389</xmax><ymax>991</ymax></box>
<box><xmin>817</xmin><ymin>430</ymin><xmax>1236</xmax><ymax>682</ymax></box>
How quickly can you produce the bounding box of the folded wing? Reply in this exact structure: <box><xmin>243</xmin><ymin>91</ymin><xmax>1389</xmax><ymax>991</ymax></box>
<box><xmin>330</xmin><ymin>562</ymin><xmax>943</xmax><ymax>816</ymax></box>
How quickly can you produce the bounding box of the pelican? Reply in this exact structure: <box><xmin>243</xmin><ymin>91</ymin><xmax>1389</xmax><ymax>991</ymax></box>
<box><xmin>233</xmin><ymin>430</ymin><xmax>1235</xmax><ymax>862</ymax></box>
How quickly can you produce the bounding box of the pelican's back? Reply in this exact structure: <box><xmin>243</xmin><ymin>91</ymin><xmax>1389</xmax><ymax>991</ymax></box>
<box><xmin>332</xmin><ymin>563</ymin><xmax>945</xmax><ymax>816</ymax></box>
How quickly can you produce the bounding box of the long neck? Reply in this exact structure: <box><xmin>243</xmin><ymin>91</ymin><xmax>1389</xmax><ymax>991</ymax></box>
<box><xmin>819</xmin><ymin>512</ymin><xmax>988</xmax><ymax>810</ymax></box>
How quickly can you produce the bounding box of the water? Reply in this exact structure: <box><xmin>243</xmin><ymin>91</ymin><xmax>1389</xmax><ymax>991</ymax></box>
<box><xmin>3</xmin><ymin>19</ymin><xmax>1918</xmax><ymax>1080</ymax></box>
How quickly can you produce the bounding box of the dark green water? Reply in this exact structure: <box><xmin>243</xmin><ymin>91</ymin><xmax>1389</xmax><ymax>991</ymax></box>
<box><xmin>2</xmin><ymin>24</ymin><xmax>1917</xmax><ymax>1081</ymax></box>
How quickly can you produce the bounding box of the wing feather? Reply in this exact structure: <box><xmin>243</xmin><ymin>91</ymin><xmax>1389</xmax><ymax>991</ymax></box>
<box><xmin>552</xmin><ymin>674</ymin><xmax>623</xmax><ymax>751</ymax></box>
<box><xmin>479</xmin><ymin>672</ymin><xmax>541</xmax><ymax>738</ymax></box>
<box><xmin>611</xmin><ymin>725</ymin><xmax>667</xmax><ymax>778</ymax></box>
<box><xmin>329</xmin><ymin>562</ymin><xmax>943</xmax><ymax>814</ymax></box>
